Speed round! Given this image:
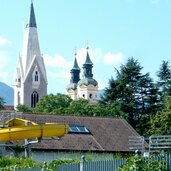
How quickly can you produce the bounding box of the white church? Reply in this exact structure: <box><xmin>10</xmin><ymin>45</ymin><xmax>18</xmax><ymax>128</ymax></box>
<box><xmin>67</xmin><ymin>49</ymin><xmax>98</xmax><ymax>104</ymax></box>
<box><xmin>14</xmin><ymin>2</ymin><xmax>98</xmax><ymax>108</ymax></box>
<box><xmin>14</xmin><ymin>2</ymin><xmax>47</xmax><ymax>108</ymax></box>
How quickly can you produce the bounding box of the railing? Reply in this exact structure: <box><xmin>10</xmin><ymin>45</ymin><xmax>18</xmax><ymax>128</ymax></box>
<box><xmin>56</xmin><ymin>154</ymin><xmax>171</xmax><ymax>171</ymax></box>
<box><xmin>56</xmin><ymin>158</ymin><xmax>126</xmax><ymax>171</ymax></box>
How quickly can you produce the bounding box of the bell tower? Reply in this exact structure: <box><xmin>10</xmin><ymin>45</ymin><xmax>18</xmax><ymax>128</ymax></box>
<box><xmin>77</xmin><ymin>46</ymin><xmax>98</xmax><ymax>103</ymax></box>
<box><xmin>67</xmin><ymin>52</ymin><xmax>80</xmax><ymax>100</ymax></box>
<box><xmin>14</xmin><ymin>2</ymin><xmax>47</xmax><ymax>108</ymax></box>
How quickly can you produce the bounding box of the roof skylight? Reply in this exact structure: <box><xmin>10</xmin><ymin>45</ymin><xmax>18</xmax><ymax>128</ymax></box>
<box><xmin>68</xmin><ymin>124</ymin><xmax>91</xmax><ymax>134</ymax></box>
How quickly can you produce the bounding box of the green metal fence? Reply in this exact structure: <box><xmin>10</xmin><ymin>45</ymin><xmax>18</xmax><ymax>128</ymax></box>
<box><xmin>56</xmin><ymin>154</ymin><xmax>171</xmax><ymax>171</ymax></box>
<box><xmin>56</xmin><ymin>158</ymin><xmax>126</xmax><ymax>171</ymax></box>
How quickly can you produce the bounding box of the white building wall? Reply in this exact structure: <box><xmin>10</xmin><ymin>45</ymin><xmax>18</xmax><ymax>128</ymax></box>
<box><xmin>67</xmin><ymin>90</ymin><xmax>77</xmax><ymax>100</ymax></box>
<box><xmin>77</xmin><ymin>85</ymin><xmax>98</xmax><ymax>103</ymax></box>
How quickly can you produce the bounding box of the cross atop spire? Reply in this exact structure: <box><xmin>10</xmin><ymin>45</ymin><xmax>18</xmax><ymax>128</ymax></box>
<box><xmin>27</xmin><ymin>1</ymin><xmax>37</xmax><ymax>28</ymax></box>
<box><xmin>86</xmin><ymin>40</ymin><xmax>89</xmax><ymax>50</ymax></box>
<box><xmin>74</xmin><ymin>47</ymin><xmax>77</xmax><ymax>57</ymax></box>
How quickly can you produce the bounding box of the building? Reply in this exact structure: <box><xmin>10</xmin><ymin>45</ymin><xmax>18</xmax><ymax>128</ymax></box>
<box><xmin>19</xmin><ymin>113</ymin><xmax>138</xmax><ymax>161</ymax></box>
<box><xmin>67</xmin><ymin>48</ymin><xmax>98</xmax><ymax>103</ymax></box>
<box><xmin>14</xmin><ymin>2</ymin><xmax>47</xmax><ymax>108</ymax></box>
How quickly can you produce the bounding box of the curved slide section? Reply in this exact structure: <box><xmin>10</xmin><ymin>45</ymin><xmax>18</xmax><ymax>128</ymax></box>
<box><xmin>0</xmin><ymin>118</ymin><xmax>69</xmax><ymax>142</ymax></box>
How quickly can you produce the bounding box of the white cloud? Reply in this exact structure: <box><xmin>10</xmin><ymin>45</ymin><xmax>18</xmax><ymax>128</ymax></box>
<box><xmin>44</xmin><ymin>53</ymin><xmax>72</xmax><ymax>69</ymax></box>
<box><xmin>48</xmin><ymin>70</ymin><xmax>70</xmax><ymax>80</ymax></box>
<box><xmin>44</xmin><ymin>53</ymin><xmax>72</xmax><ymax>83</ymax></box>
<box><xmin>0</xmin><ymin>36</ymin><xmax>11</xmax><ymax>46</ymax></box>
<box><xmin>103</xmin><ymin>52</ymin><xmax>123</xmax><ymax>65</ymax></box>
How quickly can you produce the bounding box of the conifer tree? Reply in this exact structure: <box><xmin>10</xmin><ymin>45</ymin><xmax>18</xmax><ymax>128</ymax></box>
<box><xmin>157</xmin><ymin>60</ymin><xmax>171</xmax><ymax>102</ymax></box>
<box><xmin>101</xmin><ymin>57</ymin><xmax>159</xmax><ymax>135</ymax></box>
<box><xmin>0</xmin><ymin>97</ymin><xmax>5</xmax><ymax>110</ymax></box>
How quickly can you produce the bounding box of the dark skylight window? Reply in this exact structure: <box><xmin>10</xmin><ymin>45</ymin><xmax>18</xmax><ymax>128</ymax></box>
<box><xmin>68</xmin><ymin>124</ymin><xmax>91</xmax><ymax>134</ymax></box>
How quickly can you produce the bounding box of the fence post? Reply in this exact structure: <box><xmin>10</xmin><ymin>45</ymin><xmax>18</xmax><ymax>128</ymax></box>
<box><xmin>80</xmin><ymin>155</ymin><xmax>86</xmax><ymax>171</ymax></box>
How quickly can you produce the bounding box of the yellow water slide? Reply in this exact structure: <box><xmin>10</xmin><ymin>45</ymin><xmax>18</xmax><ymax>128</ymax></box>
<box><xmin>0</xmin><ymin>118</ymin><xmax>69</xmax><ymax>142</ymax></box>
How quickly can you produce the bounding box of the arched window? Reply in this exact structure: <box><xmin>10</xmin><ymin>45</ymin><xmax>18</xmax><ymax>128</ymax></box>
<box><xmin>32</xmin><ymin>66</ymin><xmax>40</xmax><ymax>83</ymax></box>
<box><xmin>31</xmin><ymin>91</ymin><xmax>39</xmax><ymax>108</ymax></box>
<box><xmin>89</xmin><ymin>93</ymin><xmax>92</xmax><ymax>99</ymax></box>
<box><xmin>35</xmin><ymin>71</ymin><xmax>39</xmax><ymax>82</ymax></box>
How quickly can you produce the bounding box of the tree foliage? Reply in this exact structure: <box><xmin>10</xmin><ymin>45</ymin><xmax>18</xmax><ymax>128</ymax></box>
<box><xmin>156</xmin><ymin>60</ymin><xmax>171</xmax><ymax>102</ymax></box>
<box><xmin>148</xmin><ymin>97</ymin><xmax>171</xmax><ymax>135</ymax></box>
<box><xmin>65</xmin><ymin>98</ymin><xmax>94</xmax><ymax>116</ymax></box>
<box><xmin>65</xmin><ymin>99</ymin><xmax>125</xmax><ymax>118</ymax></box>
<box><xmin>34</xmin><ymin>93</ymin><xmax>72</xmax><ymax>114</ymax></box>
<box><xmin>0</xmin><ymin>97</ymin><xmax>5</xmax><ymax>110</ymax></box>
<box><xmin>119</xmin><ymin>155</ymin><xmax>168</xmax><ymax>171</ymax></box>
<box><xmin>16</xmin><ymin>104</ymin><xmax>32</xmax><ymax>113</ymax></box>
<box><xmin>33</xmin><ymin>94</ymin><xmax>124</xmax><ymax>119</ymax></box>
<box><xmin>101</xmin><ymin>57</ymin><xmax>160</xmax><ymax>134</ymax></box>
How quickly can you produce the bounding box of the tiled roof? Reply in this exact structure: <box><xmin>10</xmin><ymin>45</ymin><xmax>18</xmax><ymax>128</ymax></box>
<box><xmin>22</xmin><ymin>114</ymin><xmax>139</xmax><ymax>152</ymax></box>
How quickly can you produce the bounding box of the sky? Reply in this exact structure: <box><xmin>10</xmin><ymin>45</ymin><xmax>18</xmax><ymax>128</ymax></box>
<box><xmin>0</xmin><ymin>0</ymin><xmax>171</xmax><ymax>94</ymax></box>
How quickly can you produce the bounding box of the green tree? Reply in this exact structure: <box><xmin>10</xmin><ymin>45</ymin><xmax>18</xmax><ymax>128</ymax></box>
<box><xmin>65</xmin><ymin>98</ymin><xmax>95</xmax><ymax>116</ymax></box>
<box><xmin>65</xmin><ymin>98</ymin><xmax>124</xmax><ymax>118</ymax></box>
<box><xmin>101</xmin><ymin>57</ymin><xmax>159</xmax><ymax>135</ymax></box>
<box><xmin>148</xmin><ymin>97</ymin><xmax>171</xmax><ymax>135</ymax></box>
<box><xmin>156</xmin><ymin>60</ymin><xmax>171</xmax><ymax>102</ymax></box>
<box><xmin>16</xmin><ymin>104</ymin><xmax>32</xmax><ymax>113</ymax></box>
<box><xmin>0</xmin><ymin>97</ymin><xmax>5</xmax><ymax>110</ymax></box>
<box><xmin>34</xmin><ymin>93</ymin><xmax>72</xmax><ymax>114</ymax></box>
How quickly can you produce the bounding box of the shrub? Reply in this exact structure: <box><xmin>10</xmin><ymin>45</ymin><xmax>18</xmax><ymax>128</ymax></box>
<box><xmin>118</xmin><ymin>155</ymin><xmax>168</xmax><ymax>171</ymax></box>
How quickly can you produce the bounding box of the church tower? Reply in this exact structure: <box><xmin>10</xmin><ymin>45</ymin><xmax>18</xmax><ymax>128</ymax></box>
<box><xmin>67</xmin><ymin>52</ymin><xmax>80</xmax><ymax>100</ymax></box>
<box><xmin>77</xmin><ymin>47</ymin><xmax>98</xmax><ymax>103</ymax></box>
<box><xmin>14</xmin><ymin>2</ymin><xmax>47</xmax><ymax>108</ymax></box>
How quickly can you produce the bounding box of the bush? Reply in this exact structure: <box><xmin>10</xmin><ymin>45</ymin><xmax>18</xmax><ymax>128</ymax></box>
<box><xmin>118</xmin><ymin>155</ymin><xmax>168</xmax><ymax>171</ymax></box>
<box><xmin>0</xmin><ymin>157</ymin><xmax>40</xmax><ymax>170</ymax></box>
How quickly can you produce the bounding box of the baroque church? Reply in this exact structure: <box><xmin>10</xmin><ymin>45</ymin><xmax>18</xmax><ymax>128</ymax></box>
<box><xmin>14</xmin><ymin>2</ymin><xmax>98</xmax><ymax>108</ymax></box>
<box><xmin>67</xmin><ymin>48</ymin><xmax>98</xmax><ymax>104</ymax></box>
<box><xmin>14</xmin><ymin>2</ymin><xmax>47</xmax><ymax>108</ymax></box>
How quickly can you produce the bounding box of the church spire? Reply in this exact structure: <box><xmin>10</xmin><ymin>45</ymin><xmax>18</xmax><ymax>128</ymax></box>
<box><xmin>27</xmin><ymin>1</ymin><xmax>37</xmax><ymax>28</ymax></box>
<box><xmin>70</xmin><ymin>51</ymin><xmax>80</xmax><ymax>83</ymax></box>
<box><xmin>84</xmin><ymin>46</ymin><xmax>93</xmax><ymax>65</ymax></box>
<box><xmin>72</xmin><ymin>51</ymin><xmax>80</xmax><ymax>70</ymax></box>
<box><xmin>82</xmin><ymin>46</ymin><xmax>93</xmax><ymax>78</ymax></box>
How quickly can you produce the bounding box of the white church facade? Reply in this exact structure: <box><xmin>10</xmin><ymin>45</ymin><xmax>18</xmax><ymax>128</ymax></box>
<box><xmin>14</xmin><ymin>2</ymin><xmax>47</xmax><ymax>108</ymax></box>
<box><xmin>67</xmin><ymin>48</ymin><xmax>99</xmax><ymax>104</ymax></box>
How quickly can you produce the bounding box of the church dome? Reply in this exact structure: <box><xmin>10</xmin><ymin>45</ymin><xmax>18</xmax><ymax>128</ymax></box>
<box><xmin>67</xmin><ymin>83</ymin><xmax>78</xmax><ymax>91</ymax></box>
<box><xmin>78</xmin><ymin>78</ymin><xmax>98</xmax><ymax>87</ymax></box>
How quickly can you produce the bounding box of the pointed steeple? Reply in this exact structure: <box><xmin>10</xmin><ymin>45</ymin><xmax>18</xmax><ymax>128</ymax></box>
<box><xmin>72</xmin><ymin>52</ymin><xmax>80</xmax><ymax>70</ymax></box>
<box><xmin>84</xmin><ymin>46</ymin><xmax>93</xmax><ymax>65</ymax></box>
<box><xmin>69</xmin><ymin>52</ymin><xmax>80</xmax><ymax>84</ymax></box>
<box><xmin>82</xmin><ymin>46</ymin><xmax>93</xmax><ymax>78</ymax></box>
<box><xmin>27</xmin><ymin>1</ymin><xmax>37</xmax><ymax>28</ymax></box>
